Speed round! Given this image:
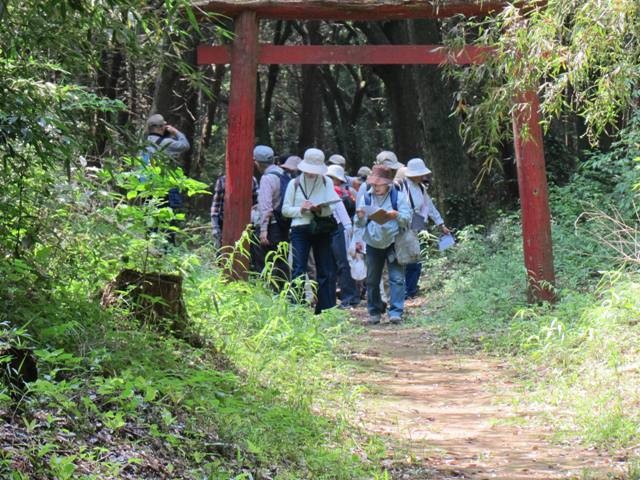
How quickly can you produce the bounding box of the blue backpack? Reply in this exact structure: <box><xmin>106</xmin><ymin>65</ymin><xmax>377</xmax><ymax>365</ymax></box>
<box><xmin>267</xmin><ymin>171</ymin><xmax>292</xmax><ymax>231</ymax></box>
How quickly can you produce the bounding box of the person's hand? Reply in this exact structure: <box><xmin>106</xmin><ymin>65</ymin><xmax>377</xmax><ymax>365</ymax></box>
<box><xmin>165</xmin><ymin>125</ymin><xmax>178</xmax><ymax>136</ymax></box>
<box><xmin>355</xmin><ymin>241</ymin><xmax>364</xmax><ymax>253</ymax></box>
<box><xmin>309</xmin><ymin>204</ymin><xmax>322</xmax><ymax>214</ymax></box>
<box><xmin>387</xmin><ymin>210</ymin><xmax>399</xmax><ymax>219</ymax></box>
<box><xmin>356</xmin><ymin>209</ymin><xmax>365</xmax><ymax>219</ymax></box>
<box><xmin>441</xmin><ymin>225</ymin><xmax>451</xmax><ymax>235</ymax></box>
<box><xmin>260</xmin><ymin>230</ymin><xmax>270</xmax><ymax>246</ymax></box>
<box><xmin>301</xmin><ymin>200</ymin><xmax>314</xmax><ymax>213</ymax></box>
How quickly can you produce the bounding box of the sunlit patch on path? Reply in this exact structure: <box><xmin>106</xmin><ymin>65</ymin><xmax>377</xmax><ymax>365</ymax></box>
<box><xmin>346</xmin><ymin>314</ymin><xmax>621</xmax><ymax>479</ymax></box>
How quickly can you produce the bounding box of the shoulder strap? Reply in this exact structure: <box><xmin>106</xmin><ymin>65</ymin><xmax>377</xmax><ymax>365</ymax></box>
<box><xmin>295</xmin><ymin>176</ymin><xmax>308</xmax><ymax>200</ymax></box>
<box><xmin>390</xmin><ymin>186</ymin><xmax>398</xmax><ymax>211</ymax></box>
<box><xmin>403</xmin><ymin>180</ymin><xmax>414</xmax><ymax>209</ymax></box>
<box><xmin>148</xmin><ymin>134</ymin><xmax>165</xmax><ymax>147</ymax></box>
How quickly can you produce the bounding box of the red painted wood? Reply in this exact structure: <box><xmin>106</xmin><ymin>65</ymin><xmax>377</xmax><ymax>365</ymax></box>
<box><xmin>197</xmin><ymin>45</ymin><xmax>231</xmax><ymax>64</ymax></box>
<box><xmin>512</xmin><ymin>90</ymin><xmax>556</xmax><ymax>302</ymax></box>
<box><xmin>194</xmin><ymin>1</ymin><xmax>510</xmax><ymax>20</ymax></box>
<box><xmin>222</xmin><ymin>11</ymin><xmax>259</xmax><ymax>261</ymax></box>
<box><xmin>198</xmin><ymin>44</ymin><xmax>491</xmax><ymax>65</ymax></box>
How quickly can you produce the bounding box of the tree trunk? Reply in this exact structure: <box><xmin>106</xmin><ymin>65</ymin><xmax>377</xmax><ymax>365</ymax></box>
<box><xmin>297</xmin><ymin>21</ymin><xmax>325</xmax><ymax>150</ymax></box>
<box><xmin>93</xmin><ymin>48</ymin><xmax>124</xmax><ymax>157</ymax></box>
<box><xmin>409</xmin><ymin>19</ymin><xmax>474</xmax><ymax>226</ymax></box>
<box><xmin>359</xmin><ymin>21</ymin><xmax>425</xmax><ymax>161</ymax></box>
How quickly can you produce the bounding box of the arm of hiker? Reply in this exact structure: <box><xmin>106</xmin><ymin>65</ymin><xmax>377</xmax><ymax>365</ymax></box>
<box><xmin>163</xmin><ymin>126</ymin><xmax>190</xmax><ymax>154</ymax></box>
<box><xmin>258</xmin><ymin>175</ymin><xmax>277</xmax><ymax>243</ymax></box>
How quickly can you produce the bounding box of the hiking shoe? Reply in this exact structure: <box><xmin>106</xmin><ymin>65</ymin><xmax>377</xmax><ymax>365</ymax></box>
<box><xmin>389</xmin><ymin>316</ymin><xmax>402</xmax><ymax>325</ymax></box>
<box><xmin>365</xmin><ymin>314</ymin><xmax>381</xmax><ymax>325</ymax></box>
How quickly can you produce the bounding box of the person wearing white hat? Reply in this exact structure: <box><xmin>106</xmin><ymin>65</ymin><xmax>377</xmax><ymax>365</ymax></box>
<box><xmin>327</xmin><ymin>165</ymin><xmax>360</xmax><ymax>308</ymax></box>
<box><xmin>400</xmin><ymin>158</ymin><xmax>450</xmax><ymax>299</ymax></box>
<box><xmin>328</xmin><ymin>154</ymin><xmax>346</xmax><ymax>167</ymax></box>
<box><xmin>283</xmin><ymin>148</ymin><xmax>341</xmax><ymax>314</ymax></box>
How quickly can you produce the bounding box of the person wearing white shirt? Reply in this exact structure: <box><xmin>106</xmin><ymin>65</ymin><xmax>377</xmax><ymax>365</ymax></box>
<box><xmin>401</xmin><ymin>158</ymin><xmax>450</xmax><ymax>299</ymax></box>
<box><xmin>283</xmin><ymin>148</ymin><xmax>340</xmax><ymax>314</ymax></box>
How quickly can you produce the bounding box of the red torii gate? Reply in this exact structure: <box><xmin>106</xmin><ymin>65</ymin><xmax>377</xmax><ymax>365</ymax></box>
<box><xmin>194</xmin><ymin>0</ymin><xmax>555</xmax><ymax>302</ymax></box>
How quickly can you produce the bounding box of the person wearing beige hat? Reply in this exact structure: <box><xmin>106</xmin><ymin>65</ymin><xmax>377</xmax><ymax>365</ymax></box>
<box><xmin>280</xmin><ymin>155</ymin><xmax>302</xmax><ymax>178</ymax></box>
<box><xmin>400</xmin><ymin>158</ymin><xmax>450</xmax><ymax>299</ymax></box>
<box><xmin>351</xmin><ymin>166</ymin><xmax>371</xmax><ymax>196</ymax></box>
<box><xmin>283</xmin><ymin>148</ymin><xmax>341</xmax><ymax>314</ymax></box>
<box><xmin>376</xmin><ymin>150</ymin><xmax>404</xmax><ymax>172</ymax></box>
<box><xmin>354</xmin><ymin>165</ymin><xmax>412</xmax><ymax>324</ymax></box>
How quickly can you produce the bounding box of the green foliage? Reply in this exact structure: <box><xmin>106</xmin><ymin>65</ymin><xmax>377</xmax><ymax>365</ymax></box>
<box><xmin>446</xmin><ymin>0</ymin><xmax>640</xmax><ymax>164</ymax></box>
<box><xmin>1</xmin><ymin>251</ymin><xmax>382</xmax><ymax>479</ymax></box>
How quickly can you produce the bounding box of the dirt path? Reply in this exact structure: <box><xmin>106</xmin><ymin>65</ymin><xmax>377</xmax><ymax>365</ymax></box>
<box><xmin>346</xmin><ymin>314</ymin><xmax>621</xmax><ymax>479</ymax></box>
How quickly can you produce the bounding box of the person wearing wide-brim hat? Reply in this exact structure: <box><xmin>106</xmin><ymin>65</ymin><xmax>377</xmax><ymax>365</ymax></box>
<box><xmin>281</xmin><ymin>155</ymin><xmax>302</xmax><ymax>178</ymax></box>
<box><xmin>357</xmin><ymin>166</ymin><xmax>372</xmax><ymax>179</ymax></box>
<box><xmin>283</xmin><ymin>148</ymin><xmax>341</xmax><ymax>314</ymax></box>
<box><xmin>355</xmin><ymin>165</ymin><xmax>412</xmax><ymax>324</ymax></box>
<box><xmin>400</xmin><ymin>158</ymin><xmax>450</xmax><ymax>299</ymax></box>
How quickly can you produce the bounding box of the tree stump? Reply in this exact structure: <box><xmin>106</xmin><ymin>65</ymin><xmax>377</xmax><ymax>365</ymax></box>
<box><xmin>0</xmin><ymin>347</ymin><xmax>38</xmax><ymax>400</ymax></box>
<box><xmin>101</xmin><ymin>269</ymin><xmax>190</xmax><ymax>339</ymax></box>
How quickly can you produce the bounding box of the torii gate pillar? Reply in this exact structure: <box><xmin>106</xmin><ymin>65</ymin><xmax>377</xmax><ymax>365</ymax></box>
<box><xmin>513</xmin><ymin>91</ymin><xmax>556</xmax><ymax>302</ymax></box>
<box><xmin>222</xmin><ymin>11</ymin><xmax>259</xmax><ymax>249</ymax></box>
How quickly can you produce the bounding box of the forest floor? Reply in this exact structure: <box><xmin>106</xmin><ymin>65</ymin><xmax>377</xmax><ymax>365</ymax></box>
<box><xmin>345</xmin><ymin>299</ymin><xmax>622</xmax><ymax>480</ymax></box>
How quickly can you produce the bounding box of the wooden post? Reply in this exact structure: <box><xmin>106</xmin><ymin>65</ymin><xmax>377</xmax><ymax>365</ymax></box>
<box><xmin>512</xmin><ymin>90</ymin><xmax>556</xmax><ymax>302</ymax></box>
<box><xmin>222</xmin><ymin>11</ymin><xmax>258</xmax><ymax>259</ymax></box>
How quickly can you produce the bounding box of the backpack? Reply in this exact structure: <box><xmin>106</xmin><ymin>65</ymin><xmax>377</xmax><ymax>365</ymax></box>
<box><xmin>267</xmin><ymin>171</ymin><xmax>292</xmax><ymax>231</ymax></box>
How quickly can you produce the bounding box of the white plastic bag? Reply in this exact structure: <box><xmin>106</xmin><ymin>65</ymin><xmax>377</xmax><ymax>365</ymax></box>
<box><xmin>349</xmin><ymin>253</ymin><xmax>367</xmax><ymax>281</ymax></box>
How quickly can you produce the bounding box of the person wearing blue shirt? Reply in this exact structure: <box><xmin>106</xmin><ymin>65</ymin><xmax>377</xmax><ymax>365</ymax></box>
<box><xmin>354</xmin><ymin>165</ymin><xmax>412</xmax><ymax>325</ymax></box>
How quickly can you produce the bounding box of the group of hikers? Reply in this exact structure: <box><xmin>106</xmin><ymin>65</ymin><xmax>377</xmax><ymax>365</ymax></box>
<box><xmin>145</xmin><ymin>113</ymin><xmax>450</xmax><ymax>325</ymax></box>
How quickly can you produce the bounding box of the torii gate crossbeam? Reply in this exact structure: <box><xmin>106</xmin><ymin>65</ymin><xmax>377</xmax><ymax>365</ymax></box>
<box><xmin>197</xmin><ymin>7</ymin><xmax>555</xmax><ymax>302</ymax></box>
